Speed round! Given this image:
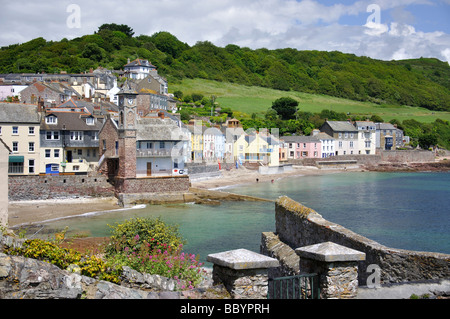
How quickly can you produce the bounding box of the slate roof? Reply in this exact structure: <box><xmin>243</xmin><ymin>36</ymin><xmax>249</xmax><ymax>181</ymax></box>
<box><xmin>324</xmin><ymin>121</ymin><xmax>358</xmax><ymax>132</ymax></box>
<box><xmin>281</xmin><ymin>135</ymin><xmax>320</xmax><ymax>143</ymax></box>
<box><xmin>0</xmin><ymin>103</ymin><xmax>40</xmax><ymax>123</ymax></box>
<box><xmin>136</xmin><ymin>117</ymin><xmax>189</xmax><ymax>142</ymax></box>
<box><xmin>40</xmin><ymin>111</ymin><xmax>103</xmax><ymax>131</ymax></box>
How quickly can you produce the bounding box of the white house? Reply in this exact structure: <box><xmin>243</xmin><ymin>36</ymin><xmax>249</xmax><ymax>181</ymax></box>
<box><xmin>354</xmin><ymin>121</ymin><xmax>377</xmax><ymax>155</ymax></box>
<box><xmin>124</xmin><ymin>59</ymin><xmax>157</xmax><ymax>80</ymax></box>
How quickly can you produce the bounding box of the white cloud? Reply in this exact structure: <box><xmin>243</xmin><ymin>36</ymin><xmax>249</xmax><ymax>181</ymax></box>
<box><xmin>0</xmin><ymin>0</ymin><xmax>448</xmax><ymax>63</ymax></box>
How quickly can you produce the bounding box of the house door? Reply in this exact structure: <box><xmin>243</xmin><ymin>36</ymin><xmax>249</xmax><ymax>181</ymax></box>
<box><xmin>67</xmin><ymin>150</ymin><xmax>73</xmax><ymax>163</ymax></box>
<box><xmin>147</xmin><ymin>162</ymin><xmax>152</xmax><ymax>176</ymax></box>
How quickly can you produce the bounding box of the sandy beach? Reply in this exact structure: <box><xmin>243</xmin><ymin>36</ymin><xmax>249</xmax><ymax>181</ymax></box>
<box><xmin>6</xmin><ymin>166</ymin><xmax>353</xmax><ymax>229</ymax></box>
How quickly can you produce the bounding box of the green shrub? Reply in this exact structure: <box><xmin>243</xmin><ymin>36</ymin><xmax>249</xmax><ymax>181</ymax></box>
<box><xmin>105</xmin><ymin>217</ymin><xmax>185</xmax><ymax>256</ymax></box>
<box><xmin>5</xmin><ymin>239</ymin><xmax>122</xmax><ymax>283</ymax></box>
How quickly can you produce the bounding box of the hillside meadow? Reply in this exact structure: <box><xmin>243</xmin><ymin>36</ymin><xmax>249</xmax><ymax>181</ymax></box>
<box><xmin>169</xmin><ymin>78</ymin><xmax>450</xmax><ymax>123</ymax></box>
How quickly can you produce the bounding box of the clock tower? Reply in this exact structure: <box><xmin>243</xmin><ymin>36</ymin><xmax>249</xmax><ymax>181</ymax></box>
<box><xmin>117</xmin><ymin>82</ymin><xmax>138</xmax><ymax>179</ymax></box>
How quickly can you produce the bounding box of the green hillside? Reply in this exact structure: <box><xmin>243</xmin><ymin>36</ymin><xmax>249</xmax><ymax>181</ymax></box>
<box><xmin>1</xmin><ymin>25</ymin><xmax>449</xmax><ymax>112</ymax></box>
<box><xmin>170</xmin><ymin>78</ymin><xmax>450</xmax><ymax>123</ymax></box>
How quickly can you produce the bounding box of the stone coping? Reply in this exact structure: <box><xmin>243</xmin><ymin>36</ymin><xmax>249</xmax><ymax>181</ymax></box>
<box><xmin>295</xmin><ymin>242</ymin><xmax>366</xmax><ymax>262</ymax></box>
<box><xmin>207</xmin><ymin>249</ymin><xmax>280</xmax><ymax>270</ymax></box>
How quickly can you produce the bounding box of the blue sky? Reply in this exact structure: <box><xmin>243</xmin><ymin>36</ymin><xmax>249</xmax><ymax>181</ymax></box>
<box><xmin>0</xmin><ymin>0</ymin><xmax>449</xmax><ymax>62</ymax></box>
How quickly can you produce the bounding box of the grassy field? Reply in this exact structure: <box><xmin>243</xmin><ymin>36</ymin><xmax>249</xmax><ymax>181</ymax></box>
<box><xmin>169</xmin><ymin>78</ymin><xmax>450</xmax><ymax>123</ymax></box>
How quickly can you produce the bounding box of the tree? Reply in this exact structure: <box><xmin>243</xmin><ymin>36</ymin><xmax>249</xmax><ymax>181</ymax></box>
<box><xmin>271</xmin><ymin>97</ymin><xmax>299</xmax><ymax>120</ymax></box>
<box><xmin>98</xmin><ymin>23</ymin><xmax>134</xmax><ymax>37</ymax></box>
<box><xmin>418</xmin><ymin>133</ymin><xmax>438</xmax><ymax>150</ymax></box>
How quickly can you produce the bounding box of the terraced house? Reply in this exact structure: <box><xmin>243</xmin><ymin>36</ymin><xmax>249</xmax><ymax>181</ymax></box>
<box><xmin>320</xmin><ymin>120</ymin><xmax>358</xmax><ymax>156</ymax></box>
<box><xmin>40</xmin><ymin>110</ymin><xmax>103</xmax><ymax>175</ymax></box>
<box><xmin>0</xmin><ymin>103</ymin><xmax>41</xmax><ymax>175</ymax></box>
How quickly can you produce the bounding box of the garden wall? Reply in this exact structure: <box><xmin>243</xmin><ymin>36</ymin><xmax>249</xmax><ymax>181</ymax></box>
<box><xmin>267</xmin><ymin>196</ymin><xmax>450</xmax><ymax>285</ymax></box>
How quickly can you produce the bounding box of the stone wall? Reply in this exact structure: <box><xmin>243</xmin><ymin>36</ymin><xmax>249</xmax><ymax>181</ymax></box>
<box><xmin>114</xmin><ymin>176</ymin><xmax>190</xmax><ymax>195</ymax></box>
<box><xmin>8</xmin><ymin>175</ymin><xmax>115</xmax><ymax>201</ymax></box>
<box><xmin>291</xmin><ymin>150</ymin><xmax>435</xmax><ymax>168</ymax></box>
<box><xmin>0</xmin><ymin>235</ymin><xmax>225</xmax><ymax>300</ymax></box>
<box><xmin>268</xmin><ymin>196</ymin><xmax>450</xmax><ymax>285</ymax></box>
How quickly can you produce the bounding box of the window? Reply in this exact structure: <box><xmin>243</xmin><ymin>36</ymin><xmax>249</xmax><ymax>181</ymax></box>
<box><xmin>160</xmin><ymin>142</ymin><xmax>165</xmax><ymax>149</ymax></box>
<box><xmin>46</xmin><ymin>116</ymin><xmax>57</xmax><ymax>124</ymax></box>
<box><xmin>46</xmin><ymin>131</ymin><xmax>59</xmax><ymax>140</ymax></box>
<box><xmin>29</xmin><ymin>127</ymin><xmax>35</xmax><ymax>135</ymax></box>
<box><xmin>12</xmin><ymin>126</ymin><xmax>18</xmax><ymax>135</ymax></box>
<box><xmin>9</xmin><ymin>162</ymin><xmax>23</xmax><ymax>174</ymax></box>
<box><xmin>28</xmin><ymin>142</ymin><xmax>35</xmax><ymax>152</ymax></box>
<box><xmin>146</xmin><ymin>142</ymin><xmax>153</xmax><ymax>149</ymax></box>
<box><xmin>70</xmin><ymin>131</ymin><xmax>83</xmax><ymax>141</ymax></box>
<box><xmin>54</xmin><ymin>149</ymin><xmax>60</xmax><ymax>158</ymax></box>
<box><xmin>29</xmin><ymin>159</ymin><xmax>35</xmax><ymax>174</ymax></box>
<box><xmin>338</xmin><ymin>141</ymin><xmax>343</xmax><ymax>148</ymax></box>
<box><xmin>12</xmin><ymin>142</ymin><xmax>18</xmax><ymax>152</ymax></box>
<box><xmin>350</xmin><ymin>141</ymin><xmax>354</xmax><ymax>148</ymax></box>
<box><xmin>77</xmin><ymin>149</ymin><xmax>82</xmax><ymax>155</ymax></box>
<box><xmin>51</xmin><ymin>164</ymin><xmax>59</xmax><ymax>172</ymax></box>
<box><xmin>303</xmin><ymin>143</ymin><xmax>307</xmax><ymax>148</ymax></box>
<box><xmin>73</xmin><ymin>165</ymin><xmax>80</xmax><ymax>171</ymax></box>
<box><xmin>86</xmin><ymin>117</ymin><xmax>95</xmax><ymax>125</ymax></box>
<box><xmin>0</xmin><ymin>126</ymin><xmax>2</xmax><ymax>135</ymax></box>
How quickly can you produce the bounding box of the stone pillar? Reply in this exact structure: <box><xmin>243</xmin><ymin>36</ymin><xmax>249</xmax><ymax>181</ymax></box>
<box><xmin>295</xmin><ymin>242</ymin><xmax>365</xmax><ymax>299</ymax></box>
<box><xmin>207</xmin><ymin>249</ymin><xmax>280</xmax><ymax>299</ymax></box>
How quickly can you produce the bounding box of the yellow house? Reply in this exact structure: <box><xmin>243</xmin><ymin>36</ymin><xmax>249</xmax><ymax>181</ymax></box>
<box><xmin>0</xmin><ymin>103</ymin><xmax>41</xmax><ymax>175</ymax></box>
<box><xmin>187</xmin><ymin>121</ymin><xmax>204</xmax><ymax>163</ymax></box>
<box><xmin>245</xmin><ymin>133</ymin><xmax>280</xmax><ymax>166</ymax></box>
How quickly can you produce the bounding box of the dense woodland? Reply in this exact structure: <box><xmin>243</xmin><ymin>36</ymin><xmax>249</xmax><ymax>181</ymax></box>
<box><xmin>1</xmin><ymin>24</ymin><xmax>449</xmax><ymax>150</ymax></box>
<box><xmin>0</xmin><ymin>24</ymin><xmax>449</xmax><ymax>112</ymax></box>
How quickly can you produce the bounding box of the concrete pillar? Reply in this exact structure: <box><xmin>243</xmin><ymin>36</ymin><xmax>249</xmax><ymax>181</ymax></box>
<box><xmin>296</xmin><ymin>242</ymin><xmax>366</xmax><ymax>299</ymax></box>
<box><xmin>207</xmin><ymin>249</ymin><xmax>280</xmax><ymax>299</ymax></box>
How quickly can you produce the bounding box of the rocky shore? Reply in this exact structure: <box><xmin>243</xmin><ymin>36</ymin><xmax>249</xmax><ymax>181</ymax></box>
<box><xmin>365</xmin><ymin>160</ymin><xmax>450</xmax><ymax>172</ymax></box>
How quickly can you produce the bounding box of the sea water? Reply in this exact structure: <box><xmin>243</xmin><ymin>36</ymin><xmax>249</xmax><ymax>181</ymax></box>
<box><xmin>37</xmin><ymin>171</ymin><xmax>450</xmax><ymax>264</ymax></box>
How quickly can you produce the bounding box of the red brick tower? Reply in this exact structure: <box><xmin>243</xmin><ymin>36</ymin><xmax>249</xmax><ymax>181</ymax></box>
<box><xmin>117</xmin><ymin>82</ymin><xmax>138</xmax><ymax>179</ymax></box>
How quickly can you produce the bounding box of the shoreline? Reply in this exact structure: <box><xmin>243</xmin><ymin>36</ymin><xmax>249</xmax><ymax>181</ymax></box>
<box><xmin>7</xmin><ymin>161</ymin><xmax>448</xmax><ymax>229</ymax></box>
<box><xmin>7</xmin><ymin>166</ymin><xmax>352</xmax><ymax>229</ymax></box>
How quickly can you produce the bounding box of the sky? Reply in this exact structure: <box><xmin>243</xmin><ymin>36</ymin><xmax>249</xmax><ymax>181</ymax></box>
<box><xmin>0</xmin><ymin>0</ymin><xmax>449</xmax><ymax>62</ymax></box>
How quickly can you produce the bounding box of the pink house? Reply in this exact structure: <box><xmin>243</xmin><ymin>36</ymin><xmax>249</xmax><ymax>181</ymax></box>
<box><xmin>0</xmin><ymin>85</ymin><xmax>27</xmax><ymax>101</ymax></box>
<box><xmin>281</xmin><ymin>136</ymin><xmax>321</xmax><ymax>159</ymax></box>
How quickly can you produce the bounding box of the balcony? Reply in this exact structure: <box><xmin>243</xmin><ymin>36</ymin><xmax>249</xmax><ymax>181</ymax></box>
<box><xmin>136</xmin><ymin>149</ymin><xmax>187</xmax><ymax>158</ymax></box>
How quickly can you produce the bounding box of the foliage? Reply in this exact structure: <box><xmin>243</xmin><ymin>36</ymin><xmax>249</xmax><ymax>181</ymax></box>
<box><xmin>105</xmin><ymin>217</ymin><xmax>204</xmax><ymax>288</ymax></box>
<box><xmin>1</xmin><ymin>28</ymin><xmax>448</xmax><ymax>111</ymax></box>
<box><xmin>271</xmin><ymin>97</ymin><xmax>299</xmax><ymax>120</ymax></box>
<box><xmin>105</xmin><ymin>217</ymin><xmax>185</xmax><ymax>257</ymax></box>
<box><xmin>109</xmin><ymin>238</ymin><xmax>205</xmax><ymax>289</ymax></box>
<box><xmin>5</xmin><ymin>239</ymin><xmax>122</xmax><ymax>283</ymax></box>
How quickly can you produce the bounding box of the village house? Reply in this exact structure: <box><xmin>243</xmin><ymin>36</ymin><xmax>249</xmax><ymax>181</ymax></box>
<box><xmin>245</xmin><ymin>132</ymin><xmax>280</xmax><ymax>166</ymax></box>
<box><xmin>0</xmin><ymin>103</ymin><xmax>41</xmax><ymax>176</ymax></box>
<box><xmin>124</xmin><ymin>58</ymin><xmax>157</xmax><ymax>80</ymax></box>
<box><xmin>98</xmin><ymin>85</ymin><xmax>189</xmax><ymax>180</ymax></box>
<box><xmin>39</xmin><ymin>109</ymin><xmax>103</xmax><ymax>175</ymax></box>
<box><xmin>20</xmin><ymin>81</ymin><xmax>81</xmax><ymax>106</ymax></box>
<box><xmin>320</xmin><ymin>120</ymin><xmax>358</xmax><ymax>156</ymax></box>
<box><xmin>187</xmin><ymin>122</ymin><xmax>204</xmax><ymax>163</ymax></box>
<box><xmin>376</xmin><ymin>123</ymin><xmax>405</xmax><ymax>150</ymax></box>
<box><xmin>354</xmin><ymin>121</ymin><xmax>377</xmax><ymax>155</ymax></box>
<box><xmin>281</xmin><ymin>135</ymin><xmax>321</xmax><ymax>159</ymax></box>
<box><xmin>311</xmin><ymin>130</ymin><xmax>336</xmax><ymax>158</ymax></box>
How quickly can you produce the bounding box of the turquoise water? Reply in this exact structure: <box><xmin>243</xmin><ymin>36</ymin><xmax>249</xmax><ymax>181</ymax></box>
<box><xmin>38</xmin><ymin>172</ymin><xmax>450</xmax><ymax>265</ymax></box>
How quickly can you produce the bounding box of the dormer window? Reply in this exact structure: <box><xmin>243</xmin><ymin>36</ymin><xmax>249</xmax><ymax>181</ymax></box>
<box><xmin>86</xmin><ymin>117</ymin><xmax>95</xmax><ymax>125</ymax></box>
<box><xmin>46</xmin><ymin>115</ymin><xmax>57</xmax><ymax>125</ymax></box>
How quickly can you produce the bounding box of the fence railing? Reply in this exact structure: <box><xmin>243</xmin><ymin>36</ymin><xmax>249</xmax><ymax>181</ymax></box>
<box><xmin>268</xmin><ymin>274</ymin><xmax>320</xmax><ymax>299</ymax></box>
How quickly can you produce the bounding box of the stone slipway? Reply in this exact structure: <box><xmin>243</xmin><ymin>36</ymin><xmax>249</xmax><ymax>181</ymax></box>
<box><xmin>118</xmin><ymin>187</ymin><xmax>274</xmax><ymax>207</ymax></box>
